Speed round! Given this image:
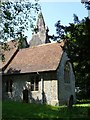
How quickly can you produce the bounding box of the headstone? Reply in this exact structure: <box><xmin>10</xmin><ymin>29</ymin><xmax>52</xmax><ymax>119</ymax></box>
<box><xmin>68</xmin><ymin>95</ymin><xmax>74</xmax><ymax>109</ymax></box>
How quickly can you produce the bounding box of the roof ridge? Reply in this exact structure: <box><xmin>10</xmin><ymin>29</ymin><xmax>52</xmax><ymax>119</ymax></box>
<box><xmin>19</xmin><ymin>42</ymin><xmax>57</xmax><ymax>51</ymax></box>
<box><xmin>31</xmin><ymin>42</ymin><xmax>57</xmax><ymax>47</ymax></box>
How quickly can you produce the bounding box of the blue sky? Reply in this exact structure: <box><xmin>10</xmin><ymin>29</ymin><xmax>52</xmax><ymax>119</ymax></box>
<box><xmin>25</xmin><ymin>1</ymin><xmax>88</xmax><ymax>41</ymax></box>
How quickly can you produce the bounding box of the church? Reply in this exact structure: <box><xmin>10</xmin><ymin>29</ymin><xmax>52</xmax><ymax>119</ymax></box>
<box><xmin>1</xmin><ymin>12</ymin><xmax>76</xmax><ymax>106</ymax></box>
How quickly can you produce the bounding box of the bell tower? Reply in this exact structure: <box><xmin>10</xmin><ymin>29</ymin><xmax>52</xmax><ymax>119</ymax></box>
<box><xmin>29</xmin><ymin>11</ymin><xmax>51</xmax><ymax>47</ymax></box>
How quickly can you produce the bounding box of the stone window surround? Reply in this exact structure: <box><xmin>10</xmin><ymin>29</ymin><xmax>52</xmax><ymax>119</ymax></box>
<box><xmin>64</xmin><ymin>61</ymin><xmax>71</xmax><ymax>84</ymax></box>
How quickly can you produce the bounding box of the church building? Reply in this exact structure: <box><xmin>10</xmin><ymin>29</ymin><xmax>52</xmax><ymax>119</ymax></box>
<box><xmin>1</xmin><ymin>12</ymin><xmax>76</xmax><ymax>106</ymax></box>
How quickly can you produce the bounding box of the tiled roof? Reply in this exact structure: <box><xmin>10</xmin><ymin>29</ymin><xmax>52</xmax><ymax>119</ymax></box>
<box><xmin>4</xmin><ymin>42</ymin><xmax>64</xmax><ymax>74</ymax></box>
<box><xmin>0</xmin><ymin>48</ymin><xmax>18</xmax><ymax>70</ymax></box>
<box><xmin>7</xmin><ymin>40</ymin><xmax>17</xmax><ymax>49</ymax></box>
<box><xmin>0</xmin><ymin>40</ymin><xmax>18</xmax><ymax>70</ymax></box>
<box><xmin>7</xmin><ymin>39</ymin><xmax>29</xmax><ymax>49</ymax></box>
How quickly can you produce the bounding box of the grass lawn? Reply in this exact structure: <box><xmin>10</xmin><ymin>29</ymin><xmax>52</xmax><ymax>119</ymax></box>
<box><xmin>0</xmin><ymin>101</ymin><xmax>2</xmax><ymax>120</ymax></box>
<box><xmin>2</xmin><ymin>101</ymin><xmax>90</xmax><ymax>120</ymax></box>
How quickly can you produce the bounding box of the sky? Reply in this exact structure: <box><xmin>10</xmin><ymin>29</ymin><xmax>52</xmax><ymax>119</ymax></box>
<box><xmin>5</xmin><ymin>0</ymin><xmax>88</xmax><ymax>42</ymax></box>
<box><xmin>25</xmin><ymin>1</ymin><xmax>88</xmax><ymax>42</ymax></box>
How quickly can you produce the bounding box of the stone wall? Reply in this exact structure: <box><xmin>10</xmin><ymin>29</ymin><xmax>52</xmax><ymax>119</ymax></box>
<box><xmin>57</xmin><ymin>52</ymin><xmax>76</xmax><ymax>105</ymax></box>
<box><xmin>2</xmin><ymin>72</ymin><xmax>59</xmax><ymax>106</ymax></box>
<box><xmin>2</xmin><ymin>74</ymin><xmax>41</xmax><ymax>102</ymax></box>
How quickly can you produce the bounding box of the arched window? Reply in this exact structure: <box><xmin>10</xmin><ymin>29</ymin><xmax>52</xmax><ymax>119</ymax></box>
<box><xmin>64</xmin><ymin>61</ymin><xmax>70</xmax><ymax>83</ymax></box>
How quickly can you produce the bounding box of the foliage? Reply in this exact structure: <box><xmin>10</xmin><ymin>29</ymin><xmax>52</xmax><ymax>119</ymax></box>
<box><xmin>2</xmin><ymin>101</ymin><xmax>90</xmax><ymax>119</ymax></box>
<box><xmin>81</xmin><ymin>1</ymin><xmax>90</xmax><ymax>10</ymax></box>
<box><xmin>55</xmin><ymin>15</ymin><xmax>90</xmax><ymax>99</ymax></box>
<box><xmin>77</xmin><ymin>99</ymin><xmax>90</xmax><ymax>104</ymax></box>
<box><xmin>0</xmin><ymin>0</ymin><xmax>41</xmax><ymax>48</ymax></box>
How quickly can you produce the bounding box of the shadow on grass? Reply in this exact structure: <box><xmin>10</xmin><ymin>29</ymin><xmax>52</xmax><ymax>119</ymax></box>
<box><xmin>2</xmin><ymin>101</ymin><xmax>90</xmax><ymax>120</ymax></box>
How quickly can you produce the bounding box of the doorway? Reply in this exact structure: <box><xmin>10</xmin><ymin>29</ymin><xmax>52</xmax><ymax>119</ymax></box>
<box><xmin>23</xmin><ymin>89</ymin><xmax>29</xmax><ymax>103</ymax></box>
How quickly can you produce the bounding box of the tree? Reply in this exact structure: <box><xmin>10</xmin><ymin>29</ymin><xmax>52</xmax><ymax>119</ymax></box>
<box><xmin>55</xmin><ymin>15</ymin><xmax>90</xmax><ymax>99</ymax></box>
<box><xmin>0</xmin><ymin>0</ymin><xmax>41</xmax><ymax>48</ymax></box>
<box><xmin>81</xmin><ymin>0</ymin><xmax>90</xmax><ymax>10</ymax></box>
